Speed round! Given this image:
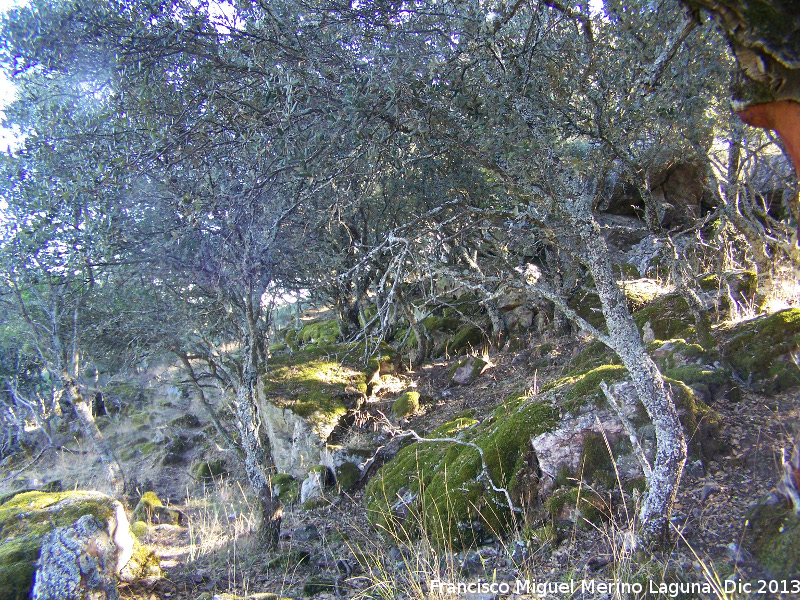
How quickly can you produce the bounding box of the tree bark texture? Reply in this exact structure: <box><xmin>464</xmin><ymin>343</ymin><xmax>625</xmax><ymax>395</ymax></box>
<box><xmin>572</xmin><ymin>205</ymin><xmax>687</xmax><ymax>546</ymax></box>
<box><xmin>235</xmin><ymin>333</ymin><xmax>282</xmax><ymax>548</ymax></box>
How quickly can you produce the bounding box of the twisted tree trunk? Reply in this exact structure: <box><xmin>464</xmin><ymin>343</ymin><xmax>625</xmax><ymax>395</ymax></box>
<box><xmin>236</xmin><ymin>302</ymin><xmax>282</xmax><ymax>548</ymax></box>
<box><xmin>571</xmin><ymin>203</ymin><xmax>687</xmax><ymax>546</ymax></box>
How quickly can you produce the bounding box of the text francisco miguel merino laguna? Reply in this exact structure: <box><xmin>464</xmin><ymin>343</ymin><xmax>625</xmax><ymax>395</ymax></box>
<box><xmin>428</xmin><ymin>577</ymin><xmax>800</xmax><ymax>597</ymax></box>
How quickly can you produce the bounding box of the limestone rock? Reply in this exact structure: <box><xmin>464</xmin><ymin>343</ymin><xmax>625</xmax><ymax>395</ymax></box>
<box><xmin>261</xmin><ymin>401</ymin><xmax>328</xmax><ymax>479</ymax></box>
<box><xmin>450</xmin><ymin>356</ymin><xmax>489</xmax><ymax>386</ymax></box>
<box><xmin>300</xmin><ymin>466</ymin><xmax>332</xmax><ymax>508</ymax></box>
<box><xmin>531</xmin><ymin>380</ymin><xmax>649</xmax><ymax>497</ymax></box>
<box><xmin>0</xmin><ymin>490</ymin><xmax>134</xmax><ymax>600</ymax></box>
<box><xmin>32</xmin><ymin>515</ymin><xmax>120</xmax><ymax>600</ymax></box>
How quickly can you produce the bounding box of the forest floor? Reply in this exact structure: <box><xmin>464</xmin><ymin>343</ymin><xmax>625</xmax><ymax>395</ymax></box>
<box><xmin>98</xmin><ymin>340</ymin><xmax>800</xmax><ymax>600</ymax></box>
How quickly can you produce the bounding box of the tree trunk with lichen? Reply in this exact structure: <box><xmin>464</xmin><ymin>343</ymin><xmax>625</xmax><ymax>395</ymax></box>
<box><xmin>571</xmin><ymin>199</ymin><xmax>687</xmax><ymax>547</ymax></box>
<box><xmin>235</xmin><ymin>308</ymin><xmax>282</xmax><ymax>548</ymax></box>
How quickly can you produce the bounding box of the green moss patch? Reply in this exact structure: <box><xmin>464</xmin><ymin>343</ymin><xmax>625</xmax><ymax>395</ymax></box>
<box><xmin>664</xmin><ymin>365</ymin><xmax>741</xmax><ymax>403</ymax></box>
<box><xmin>335</xmin><ymin>462</ymin><xmax>362</xmax><ymax>491</ymax></box>
<box><xmin>297</xmin><ymin>320</ymin><xmax>340</xmax><ymax>346</ymax></box>
<box><xmin>541</xmin><ymin>365</ymin><xmax>628</xmax><ymax>413</ymax></box>
<box><xmin>125</xmin><ymin>540</ymin><xmax>162</xmax><ymax>579</ymax></box>
<box><xmin>132</xmin><ymin>491</ymin><xmax>163</xmax><ymax>523</ymax></box>
<box><xmin>422</xmin><ymin>315</ymin><xmax>461</xmax><ymax>332</ymax></box>
<box><xmin>633</xmin><ymin>293</ymin><xmax>694</xmax><ymax>342</ymax></box>
<box><xmin>746</xmin><ymin>501</ymin><xmax>800</xmax><ymax>579</ymax></box>
<box><xmin>664</xmin><ymin>379</ymin><xmax>724</xmax><ymax>460</ymax></box>
<box><xmin>365</xmin><ymin>398</ymin><xmax>558</xmax><ymax>549</ymax></box>
<box><xmin>546</xmin><ymin>486</ymin><xmax>611</xmax><ymax>525</ymax></box>
<box><xmin>392</xmin><ymin>391</ymin><xmax>420</xmax><ymax>417</ymax></box>
<box><xmin>568</xmin><ymin>341</ymin><xmax>619</xmax><ymax>373</ymax></box>
<box><xmin>0</xmin><ymin>490</ymin><xmax>118</xmax><ymax>600</ymax></box>
<box><xmin>104</xmin><ymin>380</ymin><xmax>145</xmax><ymax>408</ymax></box>
<box><xmin>569</xmin><ymin>279</ymin><xmax>665</xmax><ymax>332</ymax></box>
<box><xmin>441</xmin><ymin>325</ymin><xmax>487</xmax><ymax>356</ymax></box>
<box><xmin>720</xmin><ymin>308</ymin><xmax>800</xmax><ymax>392</ymax></box>
<box><xmin>192</xmin><ymin>460</ymin><xmax>229</xmax><ymax>482</ymax></box>
<box><xmin>264</xmin><ymin>349</ymin><xmax>364</xmax><ymax>434</ymax></box>
<box><xmin>271</xmin><ymin>474</ymin><xmax>299</xmax><ymax>505</ymax></box>
<box><xmin>647</xmin><ymin>339</ymin><xmax>708</xmax><ymax>372</ymax></box>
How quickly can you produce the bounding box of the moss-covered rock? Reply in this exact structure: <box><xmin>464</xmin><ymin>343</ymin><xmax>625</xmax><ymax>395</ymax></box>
<box><xmin>546</xmin><ymin>486</ymin><xmax>611</xmax><ymax>525</ymax></box>
<box><xmin>0</xmin><ymin>490</ymin><xmax>131</xmax><ymax>600</ymax></box>
<box><xmin>442</xmin><ymin>325</ymin><xmax>487</xmax><ymax>356</ymax></box>
<box><xmin>746</xmin><ymin>500</ymin><xmax>800</xmax><ymax>579</ymax></box>
<box><xmin>540</xmin><ymin>364</ymin><xmax>628</xmax><ymax>414</ymax></box>
<box><xmin>449</xmin><ymin>356</ymin><xmax>489</xmax><ymax>385</ymax></box>
<box><xmin>297</xmin><ymin>320</ymin><xmax>340</xmax><ymax>346</ymax></box>
<box><xmin>104</xmin><ymin>380</ymin><xmax>146</xmax><ymax>410</ymax></box>
<box><xmin>169</xmin><ymin>413</ymin><xmax>202</xmax><ymax>429</ymax></box>
<box><xmin>268</xmin><ymin>341</ymin><xmax>288</xmax><ymax>354</ymax></box>
<box><xmin>121</xmin><ymin>540</ymin><xmax>162</xmax><ymax>579</ymax></box>
<box><xmin>392</xmin><ymin>391</ymin><xmax>420</xmax><ymax>418</ymax></box>
<box><xmin>132</xmin><ymin>491</ymin><xmax>182</xmax><ymax>526</ymax></box>
<box><xmin>263</xmin><ymin>348</ymin><xmax>360</xmax><ymax>435</ymax></box>
<box><xmin>664</xmin><ymin>365</ymin><xmax>741</xmax><ymax>403</ymax></box>
<box><xmin>365</xmin><ymin>397</ymin><xmax>558</xmax><ymax>549</ymax></box>
<box><xmin>192</xmin><ymin>459</ymin><xmax>229</xmax><ymax>482</ymax></box>
<box><xmin>568</xmin><ymin>341</ymin><xmax>619</xmax><ymax>374</ymax></box>
<box><xmin>130</xmin><ymin>521</ymin><xmax>148</xmax><ymax>539</ymax></box>
<box><xmin>633</xmin><ymin>293</ymin><xmax>695</xmax><ymax>342</ymax></box>
<box><xmin>665</xmin><ymin>379</ymin><xmax>724</xmax><ymax>460</ymax></box>
<box><xmin>647</xmin><ymin>339</ymin><xmax>709</xmax><ymax>372</ymax></box>
<box><xmin>334</xmin><ymin>462</ymin><xmax>362</xmax><ymax>492</ymax></box>
<box><xmin>720</xmin><ymin>308</ymin><xmax>800</xmax><ymax>392</ymax></box>
<box><xmin>271</xmin><ymin>474</ymin><xmax>300</xmax><ymax>505</ymax></box>
<box><xmin>569</xmin><ymin>279</ymin><xmax>664</xmax><ymax>332</ymax></box>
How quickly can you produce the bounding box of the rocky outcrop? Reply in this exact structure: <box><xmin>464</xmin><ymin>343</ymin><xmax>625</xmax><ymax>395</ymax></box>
<box><xmin>0</xmin><ymin>490</ymin><xmax>134</xmax><ymax>600</ymax></box>
<box><xmin>366</xmin><ymin>398</ymin><xmax>558</xmax><ymax>548</ymax></box>
<box><xmin>532</xmin><ymin>380</ymin><xmax>651</xmax><ymax>497</ymax></box>
<box><xmin>132</xmin><ymin>491</ymin><xmax>183</xmax><ymax>526</ymax></box>
<box><xmin>32</xmin><ymin>515</ymin><xmax>121</xmax><ymax>600</ymax></box>
<box><xmin>449</xmin><ymin>356</ymin><xmax>489</xmax><ymax>386</ymax></box>
<box><xmin>260</xmin><ymin>347</ymin><xmax>366</xmax><ymax>479</ymax></box>
<box><xmin>261</xmin><ymin>401</ymin><xmax>331</xmax><ymax>479</ymax></box>
<box><xmin>719</xmin><ymin>308</ymin><xmax>800</xmax><ymax>392</ymax></box>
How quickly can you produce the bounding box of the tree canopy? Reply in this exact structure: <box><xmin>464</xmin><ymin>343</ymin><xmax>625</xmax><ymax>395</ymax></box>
<box><xmin>1</xmin><ymin>0</ymin><xmax>797</xmax><ymax>546</ymax></box>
